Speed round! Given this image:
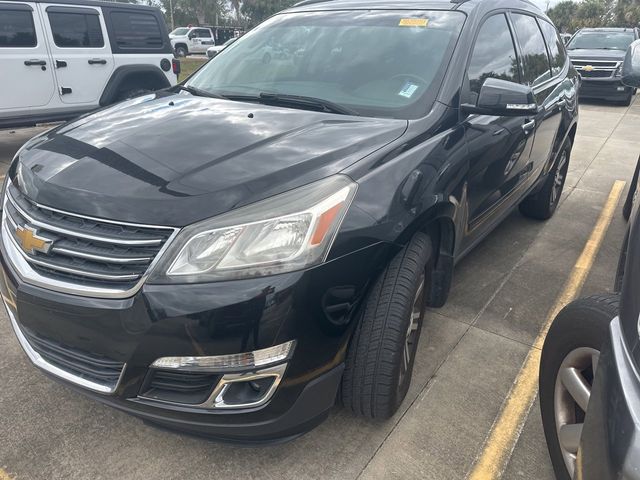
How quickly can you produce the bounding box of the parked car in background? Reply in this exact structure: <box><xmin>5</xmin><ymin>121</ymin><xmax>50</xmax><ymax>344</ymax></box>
<box><xmin>0</xmin><ymin>0</ymin><xmax>178</xmax><ymax>129</ymax></box>
<box><xmin>170</xmin><ymin>26</ymin><xmax>215</xmax><ymax>57</ymax></box>
<box><xmin>540</xmin><ymin>40</ymin><xmax>640</xmax><ymax>480</ymax></box>
<box><xmin>206</xmin><ymin>36</ymin><xmax>238</xmax><ymax>59</ymax></box>
<box><xmin>567</xmin><ymin>27</ymin><xmax>639</xmax><ymax>105</ymax></box>
<box><xmin>2</xmin><ymin>0</ymin><xmax>578</xmax><ymax>442</ymax></box>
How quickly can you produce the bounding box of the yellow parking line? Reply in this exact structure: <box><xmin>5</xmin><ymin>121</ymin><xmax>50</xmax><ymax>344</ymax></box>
<box><xmin>467</xmin><ymin>180</ymin><xmax>626</xmax><ymax>480</ymax></box>
<box><xmin>0</xmin><ymin>468</ymin><xmax>14</xmax><ymax>480</ymax></box>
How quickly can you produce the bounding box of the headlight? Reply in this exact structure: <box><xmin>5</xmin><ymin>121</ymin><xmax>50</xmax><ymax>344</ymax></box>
<box><xmin>149</xmin><ymin>175</ymin><xmax>357</xmax><ymax>283</ymax></box>
<box><xmin>614</xmin><ymin>64</ymin><xmax>622</xmax><ymax>77</ymax></box>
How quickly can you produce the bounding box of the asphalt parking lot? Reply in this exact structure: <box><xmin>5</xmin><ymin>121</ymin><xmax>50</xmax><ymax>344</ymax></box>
<box><xmin>1</xmin><ymin>96</ymin><xmax>639</xmax><ymax>480</ymax></box>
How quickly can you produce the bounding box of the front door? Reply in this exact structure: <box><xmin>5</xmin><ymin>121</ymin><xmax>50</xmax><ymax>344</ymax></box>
<box><xmin>462</xmin><ymin>13</ymin><xmax>535</xmax><ymax>243</ymax></box>
<box><xmin>39</xmin><ymin>3</ymin><xmax>114</xmax><ymax>105</ymax></box>
<box><xmin>0</xmin><ymin>2</ymin><xmax>56</xmax><ymax>111</ymax></box>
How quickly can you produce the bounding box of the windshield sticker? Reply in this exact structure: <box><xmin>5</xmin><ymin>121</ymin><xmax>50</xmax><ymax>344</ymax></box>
<box><xmin>399</xmin><ymin>18</ymin><xmax>429</xmax><ymax>27</ymax></box>
<box><xmin>398</xmin><ymin>82</ymin><xmax>419</xmax><ymax>98</ymax></box>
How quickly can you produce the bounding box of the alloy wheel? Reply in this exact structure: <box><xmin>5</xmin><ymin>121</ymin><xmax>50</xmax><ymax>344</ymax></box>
<box><xmin>399</xmin><ymin>274</ymin><xmax>425</xmax><ymax>388</ymax></box>
<box><xmin>551</xmin><ymin>150</ymin><xmax>568</xmax><ymax>207</ymax></box>
<box><xmin>553</xmin><ymin>346</ymin><xmax>599</xmax><ymax>477</ymax></box>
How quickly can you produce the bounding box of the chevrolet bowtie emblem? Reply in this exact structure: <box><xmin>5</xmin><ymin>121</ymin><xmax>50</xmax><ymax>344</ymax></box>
<box><xmin>583</xmin><ymin>65</ymin><xmax>594</xmax><ymax>72</ymax></box>
<box><xmin>15</xmin><ymin>225</ymin><xmax>52</xmax><ymax>255</ymax></box>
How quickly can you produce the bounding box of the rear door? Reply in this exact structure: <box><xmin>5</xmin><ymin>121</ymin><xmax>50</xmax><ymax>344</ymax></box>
<box><xmin>510</xmin><ymin>13</ymin><xmax>563</xmax><ymax>183</ymax></box>
<box><xmin>39</xmin><ymin>3</ymin><xmax>114</xmax><ymax>105</ymax></box>
<box><xmin>192</xmin><ymin>28</ymin><xmax>214</xmax><ymax>53</ymax></box>
<box><xmin>0</xmin><ymin>2</ymin><xmax>56</xmax><ymax>111</ymax></box>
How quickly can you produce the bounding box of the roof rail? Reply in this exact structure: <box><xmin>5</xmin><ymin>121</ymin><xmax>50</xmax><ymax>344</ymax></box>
<box><xmin>293</xmin><ymin>0</ymin><xmax>335</xmax><ymax>6</ymax></box>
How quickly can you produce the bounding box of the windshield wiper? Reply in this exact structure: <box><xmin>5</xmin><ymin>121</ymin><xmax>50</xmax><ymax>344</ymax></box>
<box><xmin>170</xmin><ymin>84</ymin><xmax>226</xmax><ymax>99</ymax></box>
<box><xmin>257</xmin><ymin>92</ymin><xmax>358</xmax><ymax>116</ymax></box>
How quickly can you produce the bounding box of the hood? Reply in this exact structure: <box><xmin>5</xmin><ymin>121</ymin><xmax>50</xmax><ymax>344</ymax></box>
<box><xmin>13</xmin><ymin>94</ymin><xmax>407</xmax><ymax>227</ymax></box>
<box><xmin>568</xmin><ymin>48</ymin><xmax>626</xmax><ymax>61</ymax></box>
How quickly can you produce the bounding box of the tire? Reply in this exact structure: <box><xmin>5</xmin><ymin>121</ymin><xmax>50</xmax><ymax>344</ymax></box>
<box><xmin>341</xmin><ymin>232</ymin><xmax>432</xmax><ymax>419</ymax></box>
<box><xmin>539</xmin><ymin>294</ymin><xmax>619</xmax><ymax>480</ymax></box>
<box><xmin>614</xmin><ymin>227</ymin><xmax>630</xmax><ymax>292</ymax></box>
<box><xmin>116</xmin><ymin>88</ymin><xmax>151</xmax><ymax>102</ymax></box>
<box><xmin>620</xmin><ymin>92</ymin><xmax>633</xmax><ymax>107</ymax></box>
<box><xmin>175</xmin><ymin>46</ymin><xmax>188</xmax><ymax>57</ymax></box>
<box><xmin>622</xmin><ymin>160</ymin><xmax>639</xmax><ymax>221</ymax></box>
<box><xmin>520</xmin><ymin>138</ymin><xmax>572</xmax><ymax>220</ymax></box>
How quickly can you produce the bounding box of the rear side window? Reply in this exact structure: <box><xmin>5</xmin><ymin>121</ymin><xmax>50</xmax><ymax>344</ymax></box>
<box><xmin>194</xmin><ymin>29</ymin><xmax>211</xmax><ymax>38</ymax></box>
<box><xmin>511</xmin><ymin>14</ymin><xmax>552</xmax><ymax>86</ymax></box>
<box><xmin>539</xmin><ymin>20</ymin><xmax>567</xmax><ymax>77</ymax></box>
<box><xmin>48</xmin><ymin>12</ymin><xmax>104</xmax><ymax>48</ymax></box>
<box><xmin>468</xmin><ymin>14</ymin><xmax>519</xmax><ymax>96</ymax></box>
<box><xmin>110</xmin><ymin>11</ymin><xmax>163</xmax><ymax>49</ymax></box>
<box><xmin>0</xmin><ymin>10</ymin><xmax>36</xmax><ymax>47</ymax></box>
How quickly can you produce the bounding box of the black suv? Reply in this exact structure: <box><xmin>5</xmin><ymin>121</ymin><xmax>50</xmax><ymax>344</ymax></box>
<box><xmin>1</xmin><ymin>0</ymin><xmax>578</xmax><ymax>442</ymax></box>
<box><xmin>567</xmin><ymin>27</ymin><xmax>640</xmax><ymax>105</ymax></box>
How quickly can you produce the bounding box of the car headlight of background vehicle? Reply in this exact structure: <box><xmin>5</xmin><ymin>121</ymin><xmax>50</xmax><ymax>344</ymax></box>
<box><xmin>149</xmin><ymin>175</ymin><xmax>357</xmax><ymax>283</ymax></box>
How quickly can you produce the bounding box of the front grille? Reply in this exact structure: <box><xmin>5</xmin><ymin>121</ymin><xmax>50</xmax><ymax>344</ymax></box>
<box><xmin>21</xmin><ymin>327</ymin><xmax>125</xmax><ymax>390</ymax></box>
<box><xmin>3</xmin><ymin>184</ymin><xmax>175</xmax><ymax>291</ymax></box>
<box><xmin>580</xmin><ymin>70</ymin><xmax>613</xmax><ymax>78</ymax></box>
<box><xmin>572</xmin><ymin>59</ymin><xmax>620</xmax><ymax>79</ymax></box>
<box><xmin>572</xmin><ymin>59</ymin><xmax>619</xmax><ymax>68</ymax></box>
<box><xmin>141</xmin><ymin>370</ymin><xmax>221</xmax><ymax>405</ymax></box>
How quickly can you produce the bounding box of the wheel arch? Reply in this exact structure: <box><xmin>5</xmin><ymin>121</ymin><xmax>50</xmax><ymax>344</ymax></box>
<box><xmin>99</xmin><ymin>65</ymin><xmax>171</xmax><ymax>106</ymax></box>
<box><xmin>394</xmin><ymin>202</ymin><xmax>457</xmax><ymax>308</ymax></box>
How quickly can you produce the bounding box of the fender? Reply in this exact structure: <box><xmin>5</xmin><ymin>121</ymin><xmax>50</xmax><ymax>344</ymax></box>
<box><xmin>99</xmin><ymin>65</ymin><xmax>171</xmax><ymax>106</ymax></box>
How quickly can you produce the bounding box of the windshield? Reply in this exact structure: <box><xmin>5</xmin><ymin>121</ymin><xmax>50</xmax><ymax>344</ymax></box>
<box><xmin>171</xmin><ymin>28</ymin><xmax>190</xmax><ymax>36</ymax></box>
<box><xmin>567</xmin><ymin>31</ymin><xmax>635</xmax><ymax>50</ymax></box>
<box><xmin>187</xmin><ymin>10</ymin><xmax>465</xmax><ymax>119</ymax></box>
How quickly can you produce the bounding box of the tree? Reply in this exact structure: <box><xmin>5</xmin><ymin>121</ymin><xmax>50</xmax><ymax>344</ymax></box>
<box><xmin>547</xmin><ymin>0</ymin><xmax>578</xmax><ymax>32</ymax></box>
<box><xmin>241</xmin><ymin>0</ymin><xmax>296</xmax><ymax>27</ymax></box>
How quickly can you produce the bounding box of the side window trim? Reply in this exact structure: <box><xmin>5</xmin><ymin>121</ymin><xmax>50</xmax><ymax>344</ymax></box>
<box><xmin>462</xmin><ymin>10</ymin><xmax>521</xmax><ymax>103</ymax></box>
<box><xmin>507</xmin><ymin>10</ymin><xmax>561</xmax><ymax>90</ymax></box>
<box><xmin>539</xmin><ymin>18</ymin><xmax>570</xmax><ymax>82</ymax></box>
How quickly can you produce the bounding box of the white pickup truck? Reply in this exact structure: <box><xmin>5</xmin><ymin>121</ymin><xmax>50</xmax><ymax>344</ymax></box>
<box><xmin>169</xmin><ymin>27</ymin><xmax>215</xmax><ymax>57</ymax></box>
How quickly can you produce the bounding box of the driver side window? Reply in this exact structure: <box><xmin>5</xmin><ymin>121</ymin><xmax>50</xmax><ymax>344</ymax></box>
<box><xmin>467</xmin><ymin>14</ymin><xmax>520</xmax><ymax>99</ymax></box>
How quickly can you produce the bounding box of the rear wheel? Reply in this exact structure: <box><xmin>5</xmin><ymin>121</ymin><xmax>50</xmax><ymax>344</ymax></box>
<box><xmin>520</xmin><ymin>139</ymin><xmax>571</xmax><ymax>220</ymax></box>
<box><xmin>539</xmin><ymin>294</ymin><xmax>619</xmax><ymax>480</ymax></box>
<box><xmin>341</xmin><ymin>232</ymin><xmax>432</xmax><ymax>419</ymax></box>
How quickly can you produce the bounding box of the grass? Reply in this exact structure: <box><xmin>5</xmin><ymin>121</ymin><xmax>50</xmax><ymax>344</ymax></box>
<box><xmin>177</xmin><ymin>56</ymin><xmax>208</xmax><ymax>82</ymax></box>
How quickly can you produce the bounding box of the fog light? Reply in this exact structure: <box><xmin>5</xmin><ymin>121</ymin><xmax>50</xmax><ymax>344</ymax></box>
<box><xmin>150</xmin><ymin>340</ymin><xmax>295</xmax><ymax>372</ymax></box>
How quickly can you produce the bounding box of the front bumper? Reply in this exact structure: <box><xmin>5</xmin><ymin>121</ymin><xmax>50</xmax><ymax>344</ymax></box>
<box><xmin>578</xmin><ymin>317</ymin><xmax>640</xmax><ymax>479</ymax></box>
<box><xmin>1</xmin><ymin>241</ymin><xmax>389</xmax><ymax>443</ymax></box>
<box><xmin>579</xmin><ymin>78</ymin><xmax>632</xmax><ymax>101</ymax></box>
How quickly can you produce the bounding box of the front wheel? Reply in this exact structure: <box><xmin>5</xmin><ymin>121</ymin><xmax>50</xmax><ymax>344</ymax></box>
<box><xmin>341</xmin><ymin>232</ymin><xmax>432</xmax><ymax>419</ymax></box>
<box><xmin>539</xmin><ymin>294</ymin><xmax>619</xmax><ymax>480</ymax></box>
<box><xmin>175</xmin><ymin>46</ymin><xmax>188</xmax><ymax>57</ymax></box>
<box><xmin>520</xmin><ymin>138</ymin><xmax>571</xmax><ymax>220</ymax></box>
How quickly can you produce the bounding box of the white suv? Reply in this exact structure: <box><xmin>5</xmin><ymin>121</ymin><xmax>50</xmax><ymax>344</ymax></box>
<box><xmin>0</xmin><ymin>0</ymin><xmax>178</xmax><ymax>129</ymax></box>
<box><xmin>169</xmin><ymin>27</ymin><xmax>215</xmax><ymax>57</ymax></box>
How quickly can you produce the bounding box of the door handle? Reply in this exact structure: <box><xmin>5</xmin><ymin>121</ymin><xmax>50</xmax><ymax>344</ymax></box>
<box><xmin>55</xmin><ymin>60</ymin><xmax>67</xmax><ymax>68</ymax></box>
<box><xmin>522</xmin><ymin>119</ymin><xmax>536</xmax><ymax>133</ymax></box>
<box><xmin>24</xmin><ymin>59</ymin><xmax>46</xmax><ymax>66</ymax></box>
<box><xmin>88</xmin><ymin>59</ymin><xmax>107</xmax><ymax>65</ymax></box>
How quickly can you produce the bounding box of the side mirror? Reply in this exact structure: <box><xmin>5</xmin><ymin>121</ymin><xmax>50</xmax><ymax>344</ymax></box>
<box><xmin>622</xmin><ymin>39</ymin><xmax>640</xmax><ymax>88</ymax></box>
<box><xmin>188</xmin><ymin>32</ymin><xmax>196</xmax><ymax>39</ymax></box>
<box><xmin>462</xmin><ymin>78</ymin><xmax>538</xmax><ymax>116</ymax></box>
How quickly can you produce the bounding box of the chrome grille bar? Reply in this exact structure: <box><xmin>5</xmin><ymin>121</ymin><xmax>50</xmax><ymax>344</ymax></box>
<box><xmin>1</xmin><ymin>181</ymin><xmax>179</xmax><ymax>298</ymax></box>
